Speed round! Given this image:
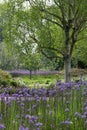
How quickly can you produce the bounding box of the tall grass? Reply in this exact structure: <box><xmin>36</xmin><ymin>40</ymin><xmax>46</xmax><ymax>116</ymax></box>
<box><xmin>0</xmin><ymin>79</ymin><xmax>87</xmax><ymax>130</ymax></box>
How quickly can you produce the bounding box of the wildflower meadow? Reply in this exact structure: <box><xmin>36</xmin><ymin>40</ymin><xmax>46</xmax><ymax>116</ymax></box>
<box><xmin>0</xmin><ymin>78</ymin><xmax>87</xmax><ymax>130</ymax></box>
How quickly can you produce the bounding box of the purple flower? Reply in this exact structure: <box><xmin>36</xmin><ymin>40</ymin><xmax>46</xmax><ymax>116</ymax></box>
<box><xmin>30</xmin><ymin>116</ymin><xmax>38</xmax><ymax>122</ymax></box>
<box><xmin>35</xmin><ymin>122</ymin><xmax>43</xmax><ymax>127</ymax></box>
<box><xmin>32</xmin><ymin>104</ymin><xmax>37</xmax><ymax>109</ymax></box>
<box><xmin>19</xmin><ymin>125</ymin><xmax>29</xmax><ymax>130</ymax></box>
<box><xmin>36</xmin><ymin>128</ymin><xmax>40</xmax><ymax>130</ymax></box>
<box><xmin>55</xmin><ymin>80</ymin><xmax>61</xmax><ymax>87</ymax></box>
<box><xmin>84</xmin><ymin>106</ymin><xmax>87</xmax><ymax>111</ymax></box>
<box><xmin>64</xmin><ymin>120</ymin><xmax>73</xmax><ymax>125</ymax></box>
<box><xmin>38</xmin><ymin>88</ymin><xmax>47</xmax><ymax>96</ymax></box>
<box><xmin>25</xmin><ymin>127</ymin><xmax>29</xmax><ymax>130</ymax></box>
<box><xmin>34</xmin><ymin>95</ymin><xmax>40</xmax><ymax>102</ymax></box>
<box><xmin>81</xmin><ymin>115</ymin><xmax>86</xmax><ymax>119</ymax></box>
<box><xmin>60</xmin><ymin>120</ymin><xmax>73</xmax><ymax>125</ymax></box>
<box><xmin>12</xmin><ymin>94</ymin><xmax>19</xmax><ymax>98</ymax></box>
<box><xmin>83</xmin><ymin>112</ymin><xmax>87</xmax><ymax>116</ymax></box>
<box><xmin>29</xmin><ymin>115</ymin><xmax>38</xmax><ymax>124</ymax></box>
<box><xmin>65</xmin><ymin>92</ymin><xmax>71</xmax><ymax>96</ymax></box>
<box><xmin>0</xmin><ymin>124</ymin><xmax>5</xmax><ymax>129</ymax></box>
<box><xmin>42</xmin><ymin>96</ymin><xmax>47</xmax><ymax>101</ymax></box>
<box><xmin>64</xmin><ymin>82</ymin><xmax>72</xmax><ymax>88</ymax></box>
<box><xmin>74</xmin><ymin>112</ymin><xmax>81</xmax><ymax>117</ymax></box>
<box><xmin>65</xmin><ymin>108</ymin><xmax>69</xmax><ymax>112</ymax></box>
<box><xmin>25</xmin><ymin>114</ymin><xmax>31</xmax><ymax>119</ymax></box>
<box><xmin>19</xmin><ymin>125</ymin><xmax>25</xmax><ymax>130</ymax></box>
<box><xmin>82</xmin><ymin>91</ymin><xmax>87</xmax><ymax>96</ymax></box>
<box><xmin>42</xmin><ymin>88</ymin><xmax>47</xmax><ymax>95</ymax></box>
<box><xmin>49</xmin><ymin>89</ymin><xmax>56</xmax><ymax>96</ymax></box>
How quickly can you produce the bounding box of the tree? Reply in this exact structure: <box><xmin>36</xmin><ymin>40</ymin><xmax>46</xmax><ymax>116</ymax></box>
<box><xmin>27</xmin><ymin>0</ymin><xmax>87</xmax><ymax>82</ymax></box>
<box><xmin>0</xmin><ymin>4</ymin><xmax>3</xmax><ymax>42</ymax></box>
<box><xmin>1</xmin><ymin>0</ymin><xmax>87</xmax><ymax>82</ymax></box>
<box><xmin>0</xmin><ymin>43</ymin><xmax>20</xmax><ymax>70</ymax></box>
<box><xmin>0</xmin><ymin>1</ymin><xmax>42</xmax><ymax>73</ymax></box>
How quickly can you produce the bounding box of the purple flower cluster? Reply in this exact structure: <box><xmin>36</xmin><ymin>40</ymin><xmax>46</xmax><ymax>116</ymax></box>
<box><xmin>0</xmin><ymin>124</ymin><xmax>5</xmax><ymax>129</ymax></box>
<box><xmin>8</xmin><ymin>70</ymin><xmax>58</xmax><ymax>76</ymax></box>
<box><xmin>19</xmin><ymin>125</ymin><xmax>29</xmax><ymax>130</ymax></box>
<box><xmin>0</xmin><ymin>79</ymin><xmax>87</xmax><ymax>129</ymax></box>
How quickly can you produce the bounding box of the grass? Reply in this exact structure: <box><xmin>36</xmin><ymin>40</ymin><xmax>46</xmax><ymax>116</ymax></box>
<box><xmin>0</xmin><ymin>80</ymin><xmax>87</xmax><ymax>130</ymax></box>
<box><xmin>14</xmin><ymin>68</ymin><xmax>87</xmax><ymax>89</ymax></box>
<box><xmin>15</xmin><ymin>74</ymin><xmax>60</xmax><ymax>88</ymax></box>
<box><xmin>1</xmin><ymin>69</ymin><xmax>87</xmax><ymax>129</ymax></box>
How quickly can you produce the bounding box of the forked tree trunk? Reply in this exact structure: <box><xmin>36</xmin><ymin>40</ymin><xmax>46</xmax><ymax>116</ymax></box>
<box><xmin>64</xmin><ymin>55</ymin><xmax>71</xmax><ymax>82</ymax></box>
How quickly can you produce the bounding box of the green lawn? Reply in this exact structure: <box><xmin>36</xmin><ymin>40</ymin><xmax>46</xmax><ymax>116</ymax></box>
<box><xmin>14</xmin><ymin>74</ymin><xmax>62</xmax><ymax>88</ymax></box>
<box><xmin>12</xmin><ymin>68</ymin><xmax>87</xmax><ymax>89</ymax></box>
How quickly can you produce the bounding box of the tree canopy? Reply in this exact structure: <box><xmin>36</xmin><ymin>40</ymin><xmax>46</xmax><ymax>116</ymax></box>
<box><xmin>0</xmin><ymin>0</ymin><xmax>87</xmax><ymax>82</ymax></box>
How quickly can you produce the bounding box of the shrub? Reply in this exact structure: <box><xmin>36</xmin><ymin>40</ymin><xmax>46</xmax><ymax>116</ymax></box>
<box><xmin>0</xmin><ymin>69</ymin><xmax>25</xmax><ymax>87</ymax></box>
<box><xmin>10</xmin><ymin>80</ymin><xmax>18</xmax><ymax>87</ymax></box>
<box><xmin>71</xmin><ymin>68</ymin><xmax>87</xmax><ymax>76</ymax></box>
<box><xmin>58</xmin><ymin>68</ymin><xmax>87</xmax><ymax>77</ymax></box>
<box><xmin>11</xmin><ymin>78</ymin><xmax>26</xmax><ymax>87</ymax></box>
<box><xmin>45</xmin><ymin>79</ymin><xmax>50</xmax><ymax>84</ymax></box>
<box><xmin>0</xmin><ymin>69</ymin><xmax>12</xmax><ymax>87</ymax></box>
<box><xmin>0</xmin><ymin>70</ymin><xmax>25</xmax><ymax>94</ymax></box>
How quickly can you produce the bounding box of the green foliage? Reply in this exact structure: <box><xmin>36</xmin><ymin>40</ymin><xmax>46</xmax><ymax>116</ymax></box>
<box><xmin>0</xmin><ymin>0</ymin><xmax>87</xmax><ymax>81</ymax></box>
<box><xmin>0</xmin><ymin>42</ymin><xmax>20</xmax><ymax>70</ymax></box>
<box><xmin>72</xmin><ymin>32</ymin><xmax>87</xmax><ymax>68</ymax></box>
<box><xmin>0</xmin><ymin>69</ymin><xmax>12</xmax><ymax>86</ymax></box>
<box><xmin>17</xmin><ymin>74</ymin><xmax>57</xmax><ymax>88</ymax></box>
<box><xmin>0</xmin><ymin>70</ymin><xmax>25</xmax><ymax>89</ymax></box>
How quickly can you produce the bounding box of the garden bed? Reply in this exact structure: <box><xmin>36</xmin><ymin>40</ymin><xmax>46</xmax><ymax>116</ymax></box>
<box><xmin>0</xmin><ymin>79</ymin><xmax>87</xmax><ymax>130</ymax></box>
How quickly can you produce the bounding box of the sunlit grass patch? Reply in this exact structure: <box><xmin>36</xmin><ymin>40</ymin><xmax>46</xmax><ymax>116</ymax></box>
<box><xmin>15</xmin><ymin>74</ymin><xmax>58</xmax><ymax>88</ymax></box>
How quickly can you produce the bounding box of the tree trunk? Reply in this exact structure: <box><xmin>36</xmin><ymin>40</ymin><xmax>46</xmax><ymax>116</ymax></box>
<box><xmin>64</xmin><ymin>26</ymin><xmax>71</xmax><ymax>82</ymax></box>
<box><xmin>30</xmin><ymin>70</ymin><xmax>32</xmax><ymax>79</ymax></box>
<box><xmin>64</xmin><ymin>55</ymin><xmax>71</xmax><ymax>82</ymax></box>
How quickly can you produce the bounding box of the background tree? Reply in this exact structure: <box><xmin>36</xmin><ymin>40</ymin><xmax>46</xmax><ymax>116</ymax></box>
<box><xmin>0</xmin><ymin>42</ymin><xmax>20</xmax><ymax>70</ymax></box>
<box><xmin>0</xmin><ymin>1</ymin><xmax>42</xmax><ymax>73</ymax></box>
<box><xmin>0</xmin><ymin>2</ymin><xmax>22</xmax><ymax>70</ymax></box>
